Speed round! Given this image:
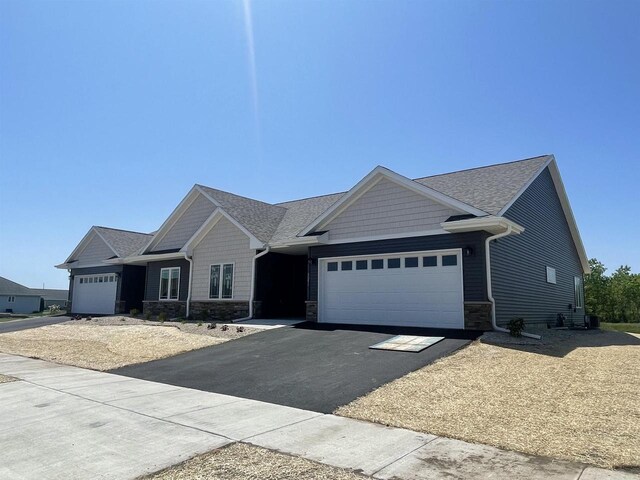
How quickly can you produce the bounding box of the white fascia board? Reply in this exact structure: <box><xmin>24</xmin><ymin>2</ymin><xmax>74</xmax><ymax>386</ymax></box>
<box><xmin>547</xmin><ymin>160</ymin><xmax>591</xmax><ymax>274</ymax></box>
<box><xmin>62</xmin><ymin>228</ymin><xmax>97</xmax><ymax>264</ymax></box>
<box><xmin>142</xmin><ymin>186</ymin><xmax>215</xmax><ymax>254</ymax></box>
<box><xmin>441</xmin><ymin>216</ymin><xmax>525</xmax><ymax>235</ymax></box>
<box><xmin>298</xmin><ymin>166</ymin><xmax>488</xmax><ymax>237</ymax></box>
<box><xmin>106</xmin><ymin>252</ymin><xmax>185</xmax><ymax>265</ymax></box>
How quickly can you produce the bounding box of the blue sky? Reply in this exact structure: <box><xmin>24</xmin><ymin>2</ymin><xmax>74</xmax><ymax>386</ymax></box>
<box><xmin>1</xmin><ymin>0</ymin><xmax>638</xmax><ymax>289</ymax></box>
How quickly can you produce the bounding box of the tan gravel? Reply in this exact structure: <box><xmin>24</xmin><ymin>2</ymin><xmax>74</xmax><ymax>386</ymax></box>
<box><xmin>0</xmin><ymin>324</ymin><xmax>230</xmax><ymax>370</ymax></box>
<box><xmin>0</xmin><ymin>374</ymin><xmax>16</xmax><ymax>383</ymax></box>
<box><xmin>143</xmin><ymin>443</ymin><xmax>368</xmax><ymax>480</ymax></box>
<box><xmin>336</xmin><ymin>330</ymin><xmax>640</xmax><ymax>469</ymax></box>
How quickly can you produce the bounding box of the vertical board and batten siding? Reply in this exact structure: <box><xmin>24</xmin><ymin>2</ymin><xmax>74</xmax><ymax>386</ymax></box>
<box><xmin>72</xmin><ymin>235</ymin><xmax>115</xmax><ymax>267</ymax></box>
<box><xmin>308</xmin><ymin>232</ymin><xmax>488</xmax><ymax>302</ymax></box>
<box><xmin>153</xmin><ymin>194</ymin><xmax>216</xmax><ymax>252</ymax></box>
<box><xmin>322</xmin><ymin>177</ymin><xmax>460</xmax><ymax>241</ymax></box>
<box><xmin>144</xmin><ymin>259</ymin><xmax>190</xmax><ymax>302</ymax></box>
<box><xmin>190</xmin><ymin>216</ymin><xmax>254</xmax><ymax>301</ymax></box>
<box><xmin>492</xmin><ymin>167</ymin><xmax>585</xmax><ymax>327</ymax></box>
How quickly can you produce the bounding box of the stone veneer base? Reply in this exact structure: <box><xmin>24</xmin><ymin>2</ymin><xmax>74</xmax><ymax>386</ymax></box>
<box><xmin>464</xmin><ymin>302</ymin><xmax>493</xmax><ymax>330</ymax></box>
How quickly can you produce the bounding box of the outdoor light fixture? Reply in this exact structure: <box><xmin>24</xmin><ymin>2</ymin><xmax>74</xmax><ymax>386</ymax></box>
<box><xmin>463</xmin><ymin>246</ymin><xmax>474</xmax><ymax>257</ymax></box>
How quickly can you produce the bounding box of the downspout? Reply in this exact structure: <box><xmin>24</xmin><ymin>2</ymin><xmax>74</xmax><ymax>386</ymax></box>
<box><xmin>485</xmin><ymin>227</ymin><xmax>541</xmax><ymax>340</ymax></box>
<box><xmin>184</xmin><ymin>253</ymin><xmax>193</xmax><ymax>319</ymax></box>
<box><xmin>233</xmin><ymin>246</ymin><xmax>270</xmax><ymax>322</ymax></box>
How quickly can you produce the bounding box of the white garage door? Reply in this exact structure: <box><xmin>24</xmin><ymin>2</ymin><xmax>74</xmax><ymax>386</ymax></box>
<box><xmin>72</xmin><ymin>274</ymin><xmax>117</xmax><ymax>315</ymax></box>
<box><xmin>319</xmin><ymin>249</ymin><xmax>464</xmax><ymax>328</ymax></box>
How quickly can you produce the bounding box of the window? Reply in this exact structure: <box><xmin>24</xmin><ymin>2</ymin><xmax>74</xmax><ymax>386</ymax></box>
<box><xmin>574</xmin><ymin>276</ymin><xmax>584</xmax><ymax>309</ymax></box>
<box><xmin>99</xmin><ymin>276</ymin><xmax>103</xmax><ymax>283</ymax></box>
<box><xmin>209</xmin><ymin>263</ymin><xmax>234</xmax><ymax>299</ymax></box>
<box><xmin>88</xmin><ymin>277</ymin><xmax>93</xmax><ymax>283</ymax></box>
<box><xmin>442</xmin><ymin>255</ymin><xmax>458</xmax><ymax>266</ymax></box>
<box><xmin>356</xmin><ymin>260</ymin><xmax>368</xmax><ymax>270</ymax></box>
<box><xmin>327</xmin><ymin>262</ymin><xmax>338</xmax><ymax>272</ymax></box>
<box><xmin>371</xmin><ymin>259</ymin><xmax>384</xmax><ymax>269</ymax></box>
<box><xmin>387</xmin><ymin>258</ymin><xmax>401</xmax><ymax>269</ymax></box>
<box><xmin>423</xmin><ymin>256</ymin><xmax>437</xmax><ymax>267</ymax></box>
<box><xmin>341</xmin><ymin>261</ymin><xmax>353</xmax><ymax>271</ymax></box>
<box><xmin>8</xmin><ymin>296</ymin><xmax>15</xmax><ymax>303</ymax></box>
<box><xmin>79</xmin><ymin>278</ymin><xmax>84</xmax><ymax>284</ymax></box>
<box><xmin>160</xmin><ymin>267</ymin><xmax>180</xmax><ymax>300</ymax></box>
<box><xmin>109</xmin><ymin>275</ymin><xmax>115</xmax><ymax>282</ymax></box>
<box><xmin>405</xmin><ymin>257</ymin><xmax>418</xmax><ymax>268</ymax></box>
<box><xmin>546</xmin><ymin>266</ymin><xmax>556</xmax><ymax>284</ymax></box>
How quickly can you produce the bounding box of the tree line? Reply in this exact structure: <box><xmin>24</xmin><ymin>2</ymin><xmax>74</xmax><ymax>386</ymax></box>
<box><xmin>585</xmin><ymin>258</ymin><xmax>640</xmax><ymax>323</ymax></box>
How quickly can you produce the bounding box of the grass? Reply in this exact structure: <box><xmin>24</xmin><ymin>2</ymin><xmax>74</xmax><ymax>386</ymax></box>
<box><xmin>601</xmin><ymin>322</ymin><xmax>640</xmax><ymax>334</ymax></box>
<box><xmin>336</xmin><ymin>330</ymin><xmax>640</xmax><ymax>469</ymax></box>
<box><xmin>144</xmin><ymin>443</ymin><xmax>367</xmax><ymax>480</ymax></box>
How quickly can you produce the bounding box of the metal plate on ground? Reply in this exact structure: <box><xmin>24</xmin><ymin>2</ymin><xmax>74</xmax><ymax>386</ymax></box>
<box><xmin>369</xmin><ymin>335</ymin><xmax>445</xmax><ymax>352</ymax></box>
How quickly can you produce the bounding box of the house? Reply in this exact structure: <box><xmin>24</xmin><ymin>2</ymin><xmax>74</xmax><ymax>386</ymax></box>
<box><xmin>55</xmin><ymin>227</ymin><xmax>152</xmax><ymax>315</ymax></box>
<box><xmin>59</xmin><ymin>155</ymin><xmax>588</xmax><ymax>330</ymax></box>
<box><xmin>0</xmin><ymin>277</ymin><xmax>69</xmax><ymax>314</ymax></box>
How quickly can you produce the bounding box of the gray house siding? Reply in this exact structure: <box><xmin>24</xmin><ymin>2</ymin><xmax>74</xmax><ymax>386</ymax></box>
<box><xmin>153</xmin><ymin>194</ymin><xmax>216</xmax><ymax>252</ymax></box>
<box><xmin>144</xmin><ymin>259</ymin><xmax>190</xmax><ymax>302</ymax></box>
<box><xmin>72</xmin><ymin>235</ymin><xmax>115</xmax><ymax>267</ymax></box>
<box><xmin>308</xmin><ymin>232</ymin><xmax>488</xmax><ymax>302</ymax></box>
<box><xmin>491</xmin><ymin>167</ymin><xmax>585</xmax><ymax>327</ymax></box>
<box><xmin>0</xmin><ymin>295</ymin><xmax>41</xmax><ymax>314</ymax></box>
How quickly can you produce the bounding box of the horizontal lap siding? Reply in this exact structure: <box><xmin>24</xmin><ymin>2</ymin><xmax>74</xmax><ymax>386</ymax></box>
<box><xmin>492</xmin><ymin>167</ymin><xmax>584</xmax><ymax>327</ymax></box>
<box><xmin>144</xmin><ymin>259</ymin><xmax>190</xmax><ymax>302</ymax></box>
<box><xmin>73</xmin><ymin>235</ymin><xmax>114</xmax><ymax>267</ymax></box>
<box><xmin>154</xmin><ymin>194</ymin><xmax>216</xmax><ymax>252</ymax></box>
<box><xmin>191</xmin><ymin>217</ymin><xmax>254</xmax><ymax>301</ymax></box>
<box><xmin>308</xmin><ymin>232</ymin><xmax>487</xmax><ymax>302</ymax></box>
<box><xmin>323</xmin><ymin>178</ymin><xmax>458</xmax><ymax>241</ymax></box>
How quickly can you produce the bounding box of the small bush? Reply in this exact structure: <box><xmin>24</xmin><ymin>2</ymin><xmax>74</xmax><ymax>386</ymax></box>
<box><xmin>236</xmin><ymin>326</ymin><xmax>244</xmax><ymax>333</ymax></box>
<box><xmin>221</xmin><ymin>324</ymin><xmax>229</xmax><ymax>331</ymax></box>
<box><xmin>144</xmin><ymin>311</ymin><xmax>152</xmax><ymax>321</ymax></box>
<box><xmin>129</xmin><ymin>308</ymin><xmax>140</xmax><ymax>317</ymax></box>
<box><xmin>158</xmin><ymin>312</ymin><xmax>167</xmax><ymax>323</ymax></box>
<box><xmin>508</xmin><ymin>317</ymin><xmax>525</xmax><ymax>337</ymax></box>
<box><xmin>48</xmin><ymin>305</ymin><xmax>61</xmax><ymax>314</ymax></box>
<box><xmin>180</xmin><ymin>318</ymin><xmax>187</xmax><ymax>324</ymax></box>
<box><xmin>197</xmin><ymin>321</ymin><xmax>203</xmax><ymax>327</ymax></box>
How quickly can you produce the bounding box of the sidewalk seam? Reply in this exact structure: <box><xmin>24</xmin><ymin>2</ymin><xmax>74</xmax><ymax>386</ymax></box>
<box><xmin>370</xmin><ymin>435</ymin><xmax>439</xmax><ymax>477</ymax></box>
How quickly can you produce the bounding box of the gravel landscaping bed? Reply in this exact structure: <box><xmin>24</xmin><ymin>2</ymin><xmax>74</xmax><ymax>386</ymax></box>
<box><xmin>143</xmin><ymin>443</ymin><xmax>368</xmax><ymax>480</ymax></box>
<box><xmin>0</xmin><ymin>374</ymin><xmax>16</xmax><ymax>383</ymax></box>
<box><xmin>336</xmin><ymin>330</ymin><xmax>640</xmax><ymax>469</ymax></box>
<box><xmin>0</xmin><ymin>321</ymin><xmax>255</xmax><ymax>371</ymax></box>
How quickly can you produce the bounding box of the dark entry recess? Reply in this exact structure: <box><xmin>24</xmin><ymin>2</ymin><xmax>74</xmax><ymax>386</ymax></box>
<box><xmin>255</xmin><ymin>252</ymin><xmax>307</xmax><ymax>318</ymax></box>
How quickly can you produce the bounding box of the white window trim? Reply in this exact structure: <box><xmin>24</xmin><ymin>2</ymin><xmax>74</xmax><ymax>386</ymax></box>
<box><xmin>209</xmin><ymin>262</ymin><xmax>235</xmax><ymax>300</ymax></box>
<box><xmin>574</xmin><ymin>276</ymin><xmax>584</xmax><ymax>309</ymax></box>
<box><xmin>546</xmin><ymin>266</ymin><xmax>557</xmax><ymax>284</ymax></box>
<box><xmin>159</xmin><ymin>267</ymin><xmax>181</xmax><ymax>301</ymax></box>
<box><xmin>8</xmin><ymin>296</ymin><xmax>15</xmax><ymax>303</ymax></box>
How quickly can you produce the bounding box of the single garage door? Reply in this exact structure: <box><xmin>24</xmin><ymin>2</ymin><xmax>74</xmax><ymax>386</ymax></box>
<box><xmin>318</xmin><ymin>249</ymin><xmax>464</xmax><ymax>328</ymax></box>
<box><xmin>72</xmin><ymin>274</ymin><xmax>117</xmax><ymax>315</ymax></box>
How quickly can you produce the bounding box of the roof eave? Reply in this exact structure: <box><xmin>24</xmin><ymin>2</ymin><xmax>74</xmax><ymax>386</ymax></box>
<box><xmin>441</xmin><ymin>216</ymin><xmax>525</xmax><ymax>235</ymax></box>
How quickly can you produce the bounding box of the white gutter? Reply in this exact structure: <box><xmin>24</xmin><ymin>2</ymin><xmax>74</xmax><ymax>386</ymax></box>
<box><xmin>184</xmin><ymin>253</ymin><xmax>193</xmax><ymax>319</ymax></box>
<box><xmin>233</xmin><ymin>246</ymin><xmax>271</xmax><ymax>323</ymax></box>
<box><xmin>485</xmin><ymin>227</ymin><xmax>541</xmax><ymax>340</ymax></box>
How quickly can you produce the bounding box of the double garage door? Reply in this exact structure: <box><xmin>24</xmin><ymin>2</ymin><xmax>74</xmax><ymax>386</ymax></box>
<box><xmin>319</xmin><ymin>249</ymin><xmax>464</xmax><ymax>328</ymax></box>
<box><xmin>72</xmin><ymin>274</ymin><xmax>117</xmax><ymax>315</ymax></box>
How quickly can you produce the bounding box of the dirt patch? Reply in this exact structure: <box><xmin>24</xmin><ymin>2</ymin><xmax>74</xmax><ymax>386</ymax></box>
<box><xmin>0</xmin><ymin>323</ymin><xmax>243</xmax><ymax>370</ymax></box>
<box><xmin>0</xmin><ymin>374</ymin><xmax>16</xmax><ymax>383</ymax></box>
<box><xmin>143</xmin><ymin>443</ymin><xmax>367</xmax><ymax>480</ymax></box>
<box><xmin>336</xmin><ymin>330</ymin><xmax>640</xmax><ymax>469</ymax></box>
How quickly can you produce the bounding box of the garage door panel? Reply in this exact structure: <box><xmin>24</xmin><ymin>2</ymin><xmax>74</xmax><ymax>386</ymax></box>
<box><xmin>319</xmin><ymin>250</ymin><xmax>464</xmax><ymax>329</ymax></box>
<box><xmin>72</xmin><ymin>274</ymin><xmax>117</xmax><ymax>315</ymax></box>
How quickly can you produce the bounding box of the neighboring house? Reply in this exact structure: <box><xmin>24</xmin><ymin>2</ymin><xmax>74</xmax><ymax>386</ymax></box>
<box><xmin>59</xmin><ymin>155</ymin><xmax>589</xmax><ymax>330</ymax></box>
<box><xmin>55</xmin><ymin>227</ymin><xmax>152</xmax><ymax>315</ymax></box>
<box><xmin>0</xmin><ymin>277</ymin><xmax>69</xmax><ymax>314</ymax></box>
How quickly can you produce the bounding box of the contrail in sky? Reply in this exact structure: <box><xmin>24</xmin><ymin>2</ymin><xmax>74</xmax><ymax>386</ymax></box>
<box><xmin>242</xmin><ymin>0</ymin><xmax>262</xmax><ymax>160</ymax></box>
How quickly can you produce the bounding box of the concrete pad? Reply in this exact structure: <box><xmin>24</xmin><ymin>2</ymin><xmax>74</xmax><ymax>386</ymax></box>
<box><xmin>580</xmin><ymin>467</ymin><xmax>640</xmax><ymax>480</ymax></box>
<box><xmin>166</xmin><ymin>398</ymin><xmax>321</xmax><ymax>440</ymax></box>
<box><xmin>62</xmin><ymin>377</ymin><xmax>181</xmax><ymax>403</ymax></box>
<box><xmin>0</xmin><ymin>382</ymin><xmax>230</xmax><ymax>480</ymax></box>
<box><xmin>107</xmin><ymin>387</ymin><xmax>243</xmax><ymax>418</ymax></box>
<box><xmin>374</xmin><ymin>437</ymin><xmax>584</xmax><ymax>480</ymax></box>
<box><xmin>247</xmin><ymin>414</ymin><xmax>435</xmax><ymax>476</ymax></box>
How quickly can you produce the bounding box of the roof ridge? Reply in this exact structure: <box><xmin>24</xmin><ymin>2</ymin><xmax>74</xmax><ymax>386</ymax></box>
<box><xmin>94</xmin><ymin>226</ymin><xmax>153</xmax><ymax>236</ymax></box>
<box><xmin>197</xmin><ymin>184</ymin><xmax>286</xmax><ymax>210</ymax></box>
<box><xmin>274</xmin><ymin>190</ymin><xmax>346</xmax><ymax>206</ymax></box>
<box><xmin>413</xmin><ymin>154</ymin><xmax>551</xmax><ymax>181</ymax></box>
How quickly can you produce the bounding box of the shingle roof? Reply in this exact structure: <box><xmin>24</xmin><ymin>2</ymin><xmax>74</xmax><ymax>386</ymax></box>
<box><xmin>197</xmin><ymin>185</ymin><xmax>287</xmax><ymax>243</ymax></box>
<box><xmin>28</xmin><ymin>289</ymin><xmax>68</xmax><ymax>301</ymax></box>
<box><xmin>94</xmin><ymin>227</ymin><xmax>153</xmax><ymax>258</ymax></box>
<box><xmin>0</xmin><ymin>276</ymin><xmax>39</xmax><ymax>296</ymax></box>
<box><xmin>193</xmin><ymin>155</ymin><xmax>550</xmax><ymax>245</ymax></box>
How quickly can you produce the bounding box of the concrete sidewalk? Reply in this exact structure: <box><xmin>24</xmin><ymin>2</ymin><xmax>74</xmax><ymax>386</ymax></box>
<box><xmin>0</xmin><ymin>354</ymin><xmax>635</xmax><ymax>480</ymax></box>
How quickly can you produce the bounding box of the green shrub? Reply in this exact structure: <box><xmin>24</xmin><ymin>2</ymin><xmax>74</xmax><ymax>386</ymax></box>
<box><xmin>158</xmin><ymin>312</ymin><xmax>167</xmax><ymax>323</ymax></box>
<box><xmin>144</xmin><ymin>311</ymin><xmax>152</xmax><ymax>320</ymax></box>
<box><xmin>129</xmin><ymin>308</ymin><xmax>140</xmax><ymax>317</ymax></box>
<box><xmin>508</xmin><ymin>317</ymin><xmax>525</xmax><ymax>337</ymax></box>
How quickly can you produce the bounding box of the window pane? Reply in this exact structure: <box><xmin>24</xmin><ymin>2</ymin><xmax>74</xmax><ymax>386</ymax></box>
<box><xmin>341</xmin><ymin>261</ymin><xmax>352</xmax><ymax>271</ymax></box>
<box><xmin>327</xmin><ymin>262</ymin><xmax>338</xmax><ymax>272</ymax></box>
<box><xmin>405</xmin><ymin>257</ymin><xmax>418</xmax><ymax>268</ymax></box>
<box><xmin>423</xmin><ymin>256</ymin><xmax>437</xmax><ymax>267</ymax></box>
<box><xmin>387</xmin><ymin>258</ymin><xmax>400</xmax><ymax>268</ymax></box>
<box><xmin>79</xmin><ymin>278</ymin><xmax>83</xmax><ymax>284</ymax></box>
<box><xmin>222</xmin><ymin>264</ymin><xmax>234</xmax><ymax>299</ymax></box>
<box><xmin>209</xmin><ymin>265</ymin><xmax>221</xmax><ymax>299</ymax></box>
<box><xmin>442</xmin><ymin>255</ymin><xmax>457</xmax><ymax>266</ymax></box>
<box><xmin>160</xmin><ymin>269</ymin><xmax>169</xmax><ymax>299</ymax></box>
<box><xmin>356</xmin><ymin>260</ymin><xmax>368</xmax><ymax>270</ymax></box>
<box><xmin>371</xmin><ymin>259</ymin><xmax>384</xmax><ymax>269</ymax></box>
<box><xmin>170</xmin><ymin>268</ymin><xmax>180</xmax><ymax>300</ymax></box>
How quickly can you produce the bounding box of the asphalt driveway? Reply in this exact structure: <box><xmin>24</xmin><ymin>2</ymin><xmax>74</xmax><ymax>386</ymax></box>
<box><xmin>0</xmin><ymin>315</ymin><xmax>71</xmax><ymax>333</ymax></box>
<box><xmin>113</xmin><ymin>322</ymin><xmax>478</xmax><ymax>413</ymax></box>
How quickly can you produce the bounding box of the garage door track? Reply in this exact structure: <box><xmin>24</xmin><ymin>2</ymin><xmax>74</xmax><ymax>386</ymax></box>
<box><xmin>112</xmin><ymin>323</ymin><xmax>478</xmax><ymax>413</ymax></box>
